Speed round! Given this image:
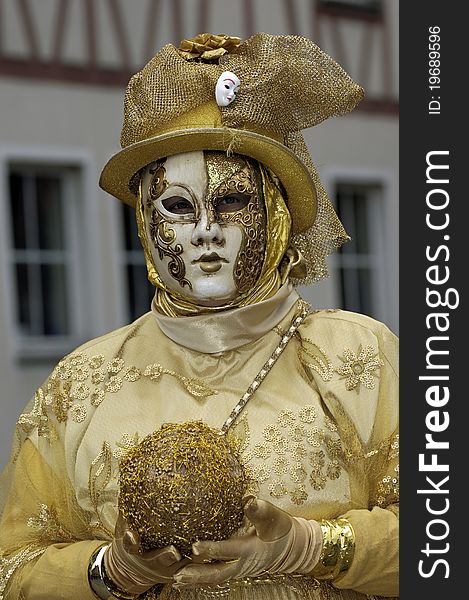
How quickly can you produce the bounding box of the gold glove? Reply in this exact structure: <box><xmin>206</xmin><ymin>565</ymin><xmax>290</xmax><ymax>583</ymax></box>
<box><xmin>104</xmin><ymin>513</ymin><xmax>190</xmax><ymax>595</ymax></box>
<box><xmin>173</xmin><ymin>497</ymin><xmax>323</xmax><ymax>589</ymax></box>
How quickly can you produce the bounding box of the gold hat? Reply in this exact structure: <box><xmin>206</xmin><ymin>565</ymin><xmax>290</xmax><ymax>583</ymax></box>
<box><xmin>99</xmin><ymin>33</ymin><xmax>363</xmax><ymax>237</ymax></box>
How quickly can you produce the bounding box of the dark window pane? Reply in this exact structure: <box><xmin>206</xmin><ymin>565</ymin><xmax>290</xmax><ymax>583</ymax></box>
<box><xmin>122</xmin><ymin>204</ymin><xmax>141</xmax><ymax>251</ymax></box>
<box><xmin>9</xmin><ymin>174</ymin><xmax>27</xmax><ymax>249</ymax></box>
<box><xmin>353</xmin><ymin>192</ymin><xmax>369</xmax><ymax>254</ymax></box>
<box><xmin>40</xmin><ymin>263</ymin><xmax>69</xmax><ymax>335</ymax></box>
<box><xmin>340</xmin><ymin>266</ymin><xmax>372</xmax><ymax>315</ymax></box>
<box><xmin>14</xmin><ymin>263</ymin><xmax>31</xmax><ymax>332</ymax></box>
<box><xmin>127</xmin><ymin>264</ymin><xmax>154</xmax><ymax>321</ymax></box>
<box><xmin>37</xmin><ymin>176</ymin><xmax>64</xmax><ymax>250</ymax></box>
<box><xmin>337</xmin><ymin>186</ymin><xmax>369</xmax><ymax>255</ymax></box>
<box><xmin>319</xmin><ymin>0</ymin><xmax>382</xmax><ymax>16</ymax></box>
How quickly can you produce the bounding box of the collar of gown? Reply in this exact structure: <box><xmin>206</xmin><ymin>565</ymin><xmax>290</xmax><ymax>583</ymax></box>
<box><xmin>152</xmin><ymin>284</ymin><xmax>300</xmax><ymax>354</ymax></box>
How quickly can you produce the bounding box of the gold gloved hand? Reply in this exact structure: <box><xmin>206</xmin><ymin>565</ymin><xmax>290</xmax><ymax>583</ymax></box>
<box><xmin>173</xmin><ymin>496</ymin><xmax>323</xmax><ymax>589</ymax></box>
<box><xmin>104</xmin><ymin>513</ymin><xmax>190</xmax><ymax>595</ymax></box>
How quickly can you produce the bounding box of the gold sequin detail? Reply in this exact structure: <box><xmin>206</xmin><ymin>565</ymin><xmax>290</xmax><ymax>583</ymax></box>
<box><xmin>298</xmin><ymin>338</ymin><xmax>333</xmax><ymax>382</ymax></box>
<box><xmin>107</xmin><ymin>358</ymin><xmax>125</xmax><ymax>374</ymax></box>
<box><xmin>105</xmin><ymin>376</ymin><xmax>123</xmax><ymax>393</ymax></box>
<box><xmin>336</xmin><ymin>344</ymin><xmax>384</xmax><ymax>392</ymax></box>
<box><xmin>113</xmin><ymin>432</ymin><xmax>141</xmax><ymax>460</ymax></box>
<box><xmin>278</xmin><ymin>410</ymin><xmax>296</xmax><ymax>427</ymax></box>
<box><xmin>72</xmin><ymin>365</ymin><xmax>89</xmax><ymax>381</ymax></box>
<box><xmin>27</xmin><ymin>352</ymin><xmax>218</xmax><ymax>430</ymax></box>
<box><xmin>72</xmin><ymin>383</ymin><xmax>90</xmax><ymax>401</ymax></box>
<box><xmin>89</xmin><ymin>442</ymin><xmax>115</xmax><ymax>533</ymax></box>
<box><xmin>144</xmin><ymin>364</ymin><xmax>163</xmax><ymax>380</ymax></box>
<box><xmin>91</xmin><ymin>371</ymin><xmax>105</xmax><ymax>385</ymax></box>
<box><xmin>269</xmin><ymin>479</ymin><xmax>288</xmax><ymax>498</ymax></box>
<box><xmin>290</xmin><ymin>486</ymin><xmax>308</xmax><ymax>505</ymax></box>
<box><xmin>0</xmin><ymin>545</ymin><xmax>46</xmax><ymax>597</ymax></box>
<box><xmin>27</xmin><ymin>504</ymin><xmax>73</xmax><ymax>542</ymax></box>
<box><xmin>243</xmin><ymin>405</ymin><xmax>343</xmax><ymax>505</ymax></box>
<box><xmin>376</xmin><ymin>466</ymin><xmax>400</xmax><ymax>507</ymax></box>
<box><xmin>17</xmin><ymin>389</ymin><xmax>51</xmax><ymax>438</ymax></box>
<box><xmin>124</xmin><ymin>366</ymin><xmax>141</xmax><ymax>382</ymax></box>
<box><xmin>299</xmin><ymin>405</ymin><xmax>317</xmax><ymax>423</ymax></box>
<box><xmin>70</xmin><ymin>404</ymin><xmax>87</xmax><ymax>423</ymax></box>
<box><xmin>89</xmin><ymin>354</ymin><xmax>105</xmax><ymax>369</ymax></box>
<box><xmin>90</xmin><ymin>390</ymin><xmax>105</xmax><ymax>406</ymax></box>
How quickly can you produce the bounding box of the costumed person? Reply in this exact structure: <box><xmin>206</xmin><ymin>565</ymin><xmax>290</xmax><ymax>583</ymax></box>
<box><xmin>0</xmin><ymin>33</ymin><xmax>399</xmax><ymax>600</ymax></box>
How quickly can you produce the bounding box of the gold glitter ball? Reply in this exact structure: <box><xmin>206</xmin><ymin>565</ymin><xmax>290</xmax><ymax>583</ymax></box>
<box><xmin>118</xmin><ymin>421</ymin><xmax>248</xmax><ymax>555</ymax></box>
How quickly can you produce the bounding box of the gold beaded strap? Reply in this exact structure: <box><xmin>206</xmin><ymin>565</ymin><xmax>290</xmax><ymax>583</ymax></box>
<box><xmin>311</xmin><ymin>518</ymin><xmax>355</xmax><ymax>580</ymax></box>
<box><xmin>221</xmin><ymin>301</ymin><xmax>310</xmax><ymax>433</ymax></box>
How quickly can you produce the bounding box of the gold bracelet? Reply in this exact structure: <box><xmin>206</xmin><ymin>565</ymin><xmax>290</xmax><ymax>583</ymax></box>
<box><xmin>311</xmin><ymin>518</ymin><xmax>355</xmax><ymax>580</ymax></box>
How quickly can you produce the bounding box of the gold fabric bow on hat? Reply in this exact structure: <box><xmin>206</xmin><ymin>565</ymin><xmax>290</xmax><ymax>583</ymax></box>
<box><xmin>178</xmin><ymin>33</ymin><xmax>242</xmax><ymax>61</ymax></box>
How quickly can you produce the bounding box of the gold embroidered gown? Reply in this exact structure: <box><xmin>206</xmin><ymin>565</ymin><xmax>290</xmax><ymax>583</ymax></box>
<box><xmin>0</xmin><ymin>295</ymin><xmax>398</xmax><ymax>600</ymax></box>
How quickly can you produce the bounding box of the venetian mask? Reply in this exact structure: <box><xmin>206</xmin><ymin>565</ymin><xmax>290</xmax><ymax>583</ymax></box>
<box><xmin>215</xmin><ymin>71</ymin><xmax>240</xmax><ymax>106</ymax></box>
<box><xmin>141</xmin><ymin>151</ymin><xmax>267</xmax><ymax>306</ymax></box>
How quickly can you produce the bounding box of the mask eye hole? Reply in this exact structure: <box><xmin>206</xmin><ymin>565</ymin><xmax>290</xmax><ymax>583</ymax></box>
<box><xmin>161</xmin><ymin>196</ymin><xmax>195</xmax><ymax>215</ymax></box>
<box><xmin>215</xmin><ymin>193</ymin><xmax>250</xmax><ymax>214</ymax></box>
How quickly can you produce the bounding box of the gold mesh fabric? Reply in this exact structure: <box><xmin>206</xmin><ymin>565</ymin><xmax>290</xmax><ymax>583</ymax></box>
<box><xmin>121</xmin><ymin>33</ymin><xmax>363</xmax><ymax>147</ymax></box>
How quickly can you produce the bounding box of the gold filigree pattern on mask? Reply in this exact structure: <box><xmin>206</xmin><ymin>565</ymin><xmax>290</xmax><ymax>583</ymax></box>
<box><xmin>206</xmin><ymin>156</ymin><xmax>267</xmax><ymax>294</ymax></box>
<box><xmin>146</xmin><ymin>161</ymin><xmax>168</xmax><ymax>205</ymax></box>
<box><xmin>146</xmin><ymin>160</ymin><xmax>192</xmax><ymax>290</ymax></box>
<box><xmin>336</xmin><ymin>344</ymin><xmax>384</xmax><ymax>392</ymax></box>
<box><xmin>149</xmin><ymin>208</ymin><xmax>192</xmax><ymax>290</ymax></box>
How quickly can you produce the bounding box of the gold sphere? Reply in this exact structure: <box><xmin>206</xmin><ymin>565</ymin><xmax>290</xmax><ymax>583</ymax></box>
<box><xmin>118</xmin><ymin>421</ymin><xmax>248</xmax><ymax>555</ymax></box>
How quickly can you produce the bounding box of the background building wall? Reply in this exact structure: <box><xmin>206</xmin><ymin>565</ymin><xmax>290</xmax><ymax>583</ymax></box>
<box><xmin>0</xmin><ymin>0</ymin><xmax>398</xmax><ymax>468</ymax></box>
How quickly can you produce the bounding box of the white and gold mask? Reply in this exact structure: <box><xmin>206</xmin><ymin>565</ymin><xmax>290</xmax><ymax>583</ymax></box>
<box><xmin>141</xmin><ymin>151</ymin><xmax>267</xmax><ymax>307</ymax></box>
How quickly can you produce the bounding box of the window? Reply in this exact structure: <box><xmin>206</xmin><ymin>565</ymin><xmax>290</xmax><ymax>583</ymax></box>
<box><xmin>5</xmin><ymin>162</ymin><xmax>83</xmax><ymax>360</ymax></box>
<box><xmin>318</xmin><ymin>0</ymin><xmax>382</xmax><ymax>18</ymax></box>
<box><xmin>120</xmin><ymin>204</ymin><xmax>154</xmax><ymax>322</ymax></box>
<box><xmin>333</xmin><ymin>182</ymin><xmax>387</xmax><ymax>320</ymax></box>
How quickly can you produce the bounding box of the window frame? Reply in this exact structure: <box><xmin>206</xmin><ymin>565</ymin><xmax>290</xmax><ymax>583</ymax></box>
<box><xmin>319</xmin><ymin>165</ymin><xmax>398</xmax><ymax>332</ymax></box>
<box><xmin>0</xmin><ymin>145</ymin><xmax>104</xmax><ymax>363</ymax></box>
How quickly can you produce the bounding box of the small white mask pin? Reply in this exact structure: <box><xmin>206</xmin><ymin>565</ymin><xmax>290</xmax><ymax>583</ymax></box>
<box><xmin>215</xmin><ymin>71</ymin><xmax>241</xmax><ymax>107</ymax></box>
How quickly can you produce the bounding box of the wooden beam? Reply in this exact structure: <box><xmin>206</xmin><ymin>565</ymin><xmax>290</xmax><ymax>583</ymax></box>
<box><xmin>84</xmin><ymin>0</ymin><xmax>97</xmax><ymax>67</ymax></box>
<box><xmin>242</xmin><ymin>0</ymin><xmax>255</xmax><ymax>38</ymax></box>
<box><xmin>284</xmin><ymin>0</ymin><xmax>300</xmax><ymax>35</ymax></box>
<box><xmin>381</xmin><ymin>0</ymin><xmax>393</xmax><ymax>96</ymax></box>
<box><xmin>197</xmin><ymin>0</ymin><xmax>210</xmax><ymax>36</ymax></box>
<box><xmin>329</xmin><ymin>15</ymin><xmax>347</xmax><ymax>71</ymax></box>
<box><xmin>172</xmin><ymin>0</ymin><xmax>183</xmax><ymax>45</ymax></box>
<box><xmin>107</xmin><ymin>0</ymin><xmax>131</xmax><ymax>69</ymax></box>
<box><xmin>52</xmin><ymin>0</ymin><xmax>69</xmax><ymax>62</ymax></box>
<box><xmin>17</xmin><ymin>0</ymin><xmax>40</xmax><ymax>59</ymax></box>
<box><xmin>311</xmin><ymin>0</ymin><xmax>323</xmax><ymax>47</ymax></box>
<box><xmin>358</xmin><ymin>20</ymin><xmax>373</xmax><ymax>90</ymax></box>
<box><xmin>143</xmin><ymin>0</ymin><xmax>160</xmax><ymax>63</ymax></box>
<box><xmin>0</xmin><ymin>57</ymin><xmax>131</xmax><ymax>87</ymax></box>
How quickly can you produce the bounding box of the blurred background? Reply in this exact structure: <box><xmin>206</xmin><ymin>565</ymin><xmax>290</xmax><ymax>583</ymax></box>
<box><xmin>0</xmin><ymin>0</ymin><xmax>398</xmax><ymax>467</ymax></box>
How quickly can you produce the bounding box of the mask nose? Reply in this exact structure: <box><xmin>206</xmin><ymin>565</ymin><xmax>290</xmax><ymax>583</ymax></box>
<box><xmin>191</xmin><ymin>209</ymin><xmax>224</xmax><ymax>247</ymax></box>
